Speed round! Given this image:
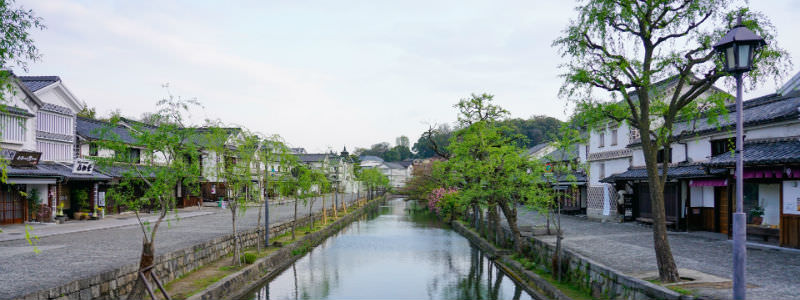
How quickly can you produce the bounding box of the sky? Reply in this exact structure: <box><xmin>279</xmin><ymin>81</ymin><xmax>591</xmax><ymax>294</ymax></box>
<box><xmin>19</xmin><ymin>0</ymin><xmax>800</xmax><ymax>153</ymax></box>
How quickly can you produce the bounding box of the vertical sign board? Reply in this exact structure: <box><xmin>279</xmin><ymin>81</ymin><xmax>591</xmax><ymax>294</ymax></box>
<box><xmin>782</xmin><ymin>181</ymin><xmax>800</xmax><ymax>215</ymax></box>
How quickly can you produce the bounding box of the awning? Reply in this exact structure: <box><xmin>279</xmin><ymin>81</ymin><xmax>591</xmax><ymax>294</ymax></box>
<box><xmin>690</xmin><ymin>179</ymin><xmax>728</xmax><ymax>187</ymax></box>
<box><xmin>601</xmin><ymin>164</ymin><xmax>728</xmax><ymax>183</ymax></box>
<box><xmin>6</xmin><ymin>178</ymin><xmax>57</xmax><ymax>185</ymax></box>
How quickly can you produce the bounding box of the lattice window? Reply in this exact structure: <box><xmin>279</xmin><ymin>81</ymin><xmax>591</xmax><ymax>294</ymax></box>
<box><xmin>0</xmin><ymin>114</ymin><xmax>26</xmax><ymax>143</ymax></box>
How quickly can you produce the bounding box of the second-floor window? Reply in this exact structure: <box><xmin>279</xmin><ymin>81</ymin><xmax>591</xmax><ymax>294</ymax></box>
<box><xmin>599</xmin><ymin>162</ymin><xmax>605</xmax><ymax>179</ymax></box>
<box><xmin>711</xmin><ymin>138</ymin><xmax>735</xmax><ymax>156</ymax></box>
<box><xmin>1</xmin><ymin>113</ymin><xmax>26</xmax><ymax>143</ymax></box>
<box><xmin>89</xmin><ymin>143</ymin><xmax>99</xmax><ymax>156</ymax></box>
<box><xmin>599</xmin><ymin>132</ymin><xmax>605</xmax><ymax>147</ymax></box>
<box><xmin>611</xmin><ymin>128</ymin><xmax>618</xmax><ymax>146</ymax></box>
<box><xmin>657</xmin><ymin>147</ymin><xmax>673</xmax><ymax>164</ymax></box>
<box><xmin>129</xmin><ymin>148</ymin><xmax>141</xmax><ymax>164</ymax></box>
<box><xmin>37</xmin><ymin>112</ymin><xmax>72</xmax><ymax>135</ymax></box>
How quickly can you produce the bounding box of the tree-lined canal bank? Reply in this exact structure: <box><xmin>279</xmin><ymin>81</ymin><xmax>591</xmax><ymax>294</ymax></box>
<box><xmin>241</xmin><ymin>198</ymin><xmax>533</xmax><ymax>300</ymax></box>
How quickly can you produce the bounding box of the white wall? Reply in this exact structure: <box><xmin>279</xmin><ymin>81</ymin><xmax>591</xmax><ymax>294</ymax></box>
<box><xmin>745</xmin><ymin>122</ymin><xmax>800</xmax><ymax>139</ymax></box>
<box><xmin>589</xmin><ymin>158</ymin><xmax>629</xmax><ymax>185</ymax></box>
<box><xmin>1</xmin><ymin>83</ymin><xmax>39</xmax><ymax>151</ymax></box>
<box><xmin>760</xmin><ymin>183</ymin><xmax>780</xmax><ymax>226</ymax></box>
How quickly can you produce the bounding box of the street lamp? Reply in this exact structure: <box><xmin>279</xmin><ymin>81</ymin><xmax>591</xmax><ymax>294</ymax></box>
<box><xmin>713</xmin><ymin>15</ymin><xmax>765</xmax><ymax>300</ymax></box>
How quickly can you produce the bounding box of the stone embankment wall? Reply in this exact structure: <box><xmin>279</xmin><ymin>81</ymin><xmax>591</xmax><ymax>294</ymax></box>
<box><xmin>454</xmin><ymin>219</ymin><xmax>692</xmax><ymax>300</ymax></box>
<box><xmin>190</xmin><ymin>198</ymin><xmax>382</xmax><ymax>300</ymax></box>
<box><xmin>16</xmin><ymin>205</ymin><xmax>347</xmax><ymax>300</ymax></box>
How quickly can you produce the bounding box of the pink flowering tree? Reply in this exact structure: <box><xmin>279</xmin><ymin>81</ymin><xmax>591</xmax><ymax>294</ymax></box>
<box><xmin>427</xmin><ymin>187</ymin><xmax>460</xmax><ymax>221</ymax></box>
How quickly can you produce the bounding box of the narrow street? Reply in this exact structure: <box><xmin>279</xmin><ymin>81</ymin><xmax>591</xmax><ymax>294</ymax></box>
<box><xmin>0</xmin><ymin>194</ymin><xmax>359</xmax><ymax>300</ymax></box>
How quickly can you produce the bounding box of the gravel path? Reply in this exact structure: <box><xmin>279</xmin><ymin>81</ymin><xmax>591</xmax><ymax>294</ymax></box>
<box><xmin>515</xmin><ymin>208</ymin><xmax>800</xmax><ymax>300</ymax></box>
<box><xmin>0</xmin><ymin>193</ymin><xmax>361</xmax><ymax>300</ymax></box>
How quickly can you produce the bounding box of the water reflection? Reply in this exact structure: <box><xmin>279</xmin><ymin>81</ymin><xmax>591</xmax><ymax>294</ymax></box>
<box><xmin>244</xmin><ymin>199</ymin><xmax>532</xmax><ymax>300</ymax></box>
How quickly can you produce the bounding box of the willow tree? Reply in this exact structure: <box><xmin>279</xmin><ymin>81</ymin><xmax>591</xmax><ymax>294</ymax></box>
<box><xmin>95</xmin><ymin>97</ymin><xmax>202</xmax><ymax>299</ymax></box>
<box><xmin>256</xmin><ymin>134</ymin><xmax>292</xmax><ymax>248</ymax></box>
<box><xmin>554</xmin><ymin>0</ymin><xmax>788</xmax><ymax>282</ymax></box>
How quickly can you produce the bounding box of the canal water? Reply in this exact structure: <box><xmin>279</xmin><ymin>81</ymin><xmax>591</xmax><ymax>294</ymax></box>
<box><xmin>242</xmin><ymin>198</ymin><xmax>533</xmax><ymax>300</ymax></box>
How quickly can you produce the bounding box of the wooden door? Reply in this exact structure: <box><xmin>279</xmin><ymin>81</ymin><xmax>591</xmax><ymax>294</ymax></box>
<box><xmin>0</xmin><ymin>189</ymin><xmax>24</xmax><ymax>224</ymax></box>
<box><xmin>716</xmin><ymin>187</ymin><xmax>729</xmax><ymax>234</ymax></box>
<box><xmin>781</xmin><ymin>215</ymin><xmax>800</xmax><ymax>248</ymax></box>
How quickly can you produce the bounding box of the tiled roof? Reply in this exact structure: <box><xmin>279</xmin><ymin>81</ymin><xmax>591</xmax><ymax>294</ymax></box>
<box><xmin>40</xmin><ymin>103</ymin><xmax>74</xmax><ymax>116</ymax></box>
<box><xmin>526</xmin><ymin>142</ymin><xmax>551</xmax><ymax>156</ymax></box>
<box><xmin>359</xmin><ymin>155</ymin><xmax>384</xmax><ymax>162</ymax></box>
<box><xmin>629</xmin><ymin>91</ymin><xmax>800</xmax><ymax>146</ymax></box>
<box><xmin>587</xmin><ymin>148</ymin><xmax>633</xmax><ymax>161</ymax></box>
<box><xmin>7</xmin><ymin>162</ymin><xmax>111</xmax><ymax>180</ymax></box>
<box><xmin>542</xmin><ymin>146</ymin><xmax>579</xmax><ymax>163</ymax></box>
<box><xmin>77</xmin><ymin>117</ymin><xmax>138</xmax><ymax>144</ymax></box>
<box><xmin>706</xmin><ymin>137</ymin><xmax>800</xmax><ymax>167</ymax></box>
<box><xmin>4</xmin><ymin>106</ymin><xmax>35</xmax><ymax>117</ymax></box>
<box><xmin>18</xmin><ymin>76</ymin><xmax>60</xmax><ymax>92</ymax></box>
<box><xmin>601</xmin><ymin>164</ymin><xmax>728</xmax><ymax>182</ymax></box>
<box><xmin>97</xmin><ymin>164</ymin><xmax>164</xmax><ymax>178</ymax></box>
<box><xmin>297</xmin><ymin>153</ymin><xmax>329</xmax><ymax>163</ymax></box>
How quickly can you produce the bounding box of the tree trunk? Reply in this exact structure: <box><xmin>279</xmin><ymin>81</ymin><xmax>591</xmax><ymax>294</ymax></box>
<box><xmin>333</xmin><ymin>192</ymin><xmax>338</xmax><ymax>218</ymax></box>
<box><xmin>487</xmin><ymin>203</ymin><xmax>498</xmax><ymax>245</ymax></box>
<box><xmin>498</xmin><ymin>201</ymin><xmax>522</xmax><ymax>252</ymax></box>
<box><xmin>648</xmin><ymin>177</ymin><xmax>679</xmax><ymax>282</ymax></box>
<box><xmin>642</xmin><ymin>129</ymin><xmax>680</xmax><ymax>282</ymax></box>
<box><xmin>257</xmin><ymin>198</ymin><xmax>262</xmax><ymax>252</ymax></box>
<box><xmin>292</xmin><ymin>197</ymin><xmax>297</xmax><ymax>240</ymax></box>
<box><xmin>127</xmin><ymin>239</ymin><xmax>155</xmax><ymax>300</ymax></box>
<box><xmin>322</xmin><ymin>193</ymin><xmax>327</xmax><ymax>225</ymax></box>
<box><xmin>232</xmin><ymin>210</ymin><xmax>240</xmax><ymax>265</ymax></box>
<box><xmin>308</xmin><ymin>197</ymin><xmax>314</xmax><ymax>230</ymax></box>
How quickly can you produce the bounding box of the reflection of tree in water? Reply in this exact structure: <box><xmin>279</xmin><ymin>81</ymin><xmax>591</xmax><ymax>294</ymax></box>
<box><xmin>433</xmin><ymin>247</ymin><xmax>531</xmax><ymax>300</ymax></box>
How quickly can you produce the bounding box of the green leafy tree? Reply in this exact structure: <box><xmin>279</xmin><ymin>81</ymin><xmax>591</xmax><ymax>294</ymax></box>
<box><xmin>0</xmin><ymin>0</ymin><xmax>44</xmax><ymax>183</ymax></box>
<box><xmin>445</xmin><ymin>93</ymin><xmax>533</xmax><ymax>251</ymax></box>
<box><xmin>526</xmin><ymin>125</ymin><xmax>586</xmax><ymax>281</ymax></box>
<box><xmin>203</xmin><ymin>124</ymin><xmax>261</xmax><ymax>265</ymax></box>
<box><xmin>413</xmin><ymin>124</ymin><xmax>453</xmax><ymax>159</ymax></box>
<box><xmin>255</xmin><ymin>134</ymin><xmax>292</xmax><ymax>249</ymax></box>
<box><xmin>554</xmin><ymin>0</ymin><xmax>789</xmax><ymax>282</ymax></box>
<box><xmin>94</xmin><ymin>96</ymin><xmax>202</xmax><ymax>299</ymax></box>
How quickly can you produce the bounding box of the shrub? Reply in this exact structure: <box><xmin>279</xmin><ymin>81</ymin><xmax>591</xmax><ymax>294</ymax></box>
<box><xmin>243</xmin><ymin>252</ymin><xmax>258</xmax><ymax>264</ymax></box>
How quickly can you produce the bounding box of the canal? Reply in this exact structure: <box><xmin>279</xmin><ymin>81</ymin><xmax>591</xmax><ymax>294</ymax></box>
<box><xmin>242</xmin><ymin>198</ymin><xmax>534</xmax><ymax>300</ymax></box>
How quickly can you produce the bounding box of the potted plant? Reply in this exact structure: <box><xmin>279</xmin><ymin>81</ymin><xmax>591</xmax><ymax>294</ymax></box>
<box><xmin>72</xmin><ymin>189</ymin><xmax>90</xmax><ymax>220</ymax></box>
<box><xmin>749</xmin><ymin>205</ymin><xmax>765</xmax><ymax>225</ymax></box>
<box><xmin>55</xmin><ymin>203</ymin><xmax>67</xmax><ymax>223</ymax></box>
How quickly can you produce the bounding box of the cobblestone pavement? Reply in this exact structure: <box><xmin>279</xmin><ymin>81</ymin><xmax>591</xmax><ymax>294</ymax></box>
<box><xmin>0</xmin><ymin>193</ymin><xmax>361</xmax><ymax>300</ymax></box>
<box><xmin>515</xmin><ymin>208</ymin><xmax>800</xmax><ymax>300</ymax></box>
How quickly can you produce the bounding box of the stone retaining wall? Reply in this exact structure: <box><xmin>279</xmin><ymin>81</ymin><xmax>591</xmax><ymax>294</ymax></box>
<box><xmin>15</xmin><ymin>205</ymin><xmax>347</xmax><ymax>300</ymax></box>
<box><xmin>458</xmin><ymin>217</ymin><xmax>693</xmax><ymax>300</ymax></box>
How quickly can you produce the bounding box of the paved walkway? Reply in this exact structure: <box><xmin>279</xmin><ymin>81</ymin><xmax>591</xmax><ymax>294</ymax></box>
<box><xmin>0</xmin><ymin>193</ymin><xmax>361</xmax><ymax>300</ymax></box>
<box><xmin>0</xmin><ymin>209</ymin><xmax>214</xmax><ymax>242</ymax></box>
<box><xmin>515</xmin><ymin>208</ymin><xmax>800</xmax><ymax>300</ymax></box>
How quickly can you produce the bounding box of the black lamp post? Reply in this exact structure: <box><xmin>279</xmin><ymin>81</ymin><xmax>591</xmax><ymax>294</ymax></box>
<box><xmin>713</xmin><ymin>15</ymin><xmax>765</xmax><ymax>300</ymax></box>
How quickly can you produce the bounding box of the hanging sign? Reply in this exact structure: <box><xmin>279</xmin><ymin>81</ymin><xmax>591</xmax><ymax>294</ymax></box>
<box><xmin>11</xmin><ymin>151</ymin><xmax>41</xmax><ymax>167</ymax></box>
<box><xmin>72</xmin><ymin>159</ymin><xmax>95</xmax><ymax>174</ymax></box>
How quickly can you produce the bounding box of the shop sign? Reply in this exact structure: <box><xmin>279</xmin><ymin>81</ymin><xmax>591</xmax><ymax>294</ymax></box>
<box><xmin>11</xmin><ymin>151</ymin><xmax>41</xmax><ymax>167</ymax></box>
<box><xmin>72</xmin><ymin>159</ymin><xmax>95</xmax><ymax>174</ymax></box>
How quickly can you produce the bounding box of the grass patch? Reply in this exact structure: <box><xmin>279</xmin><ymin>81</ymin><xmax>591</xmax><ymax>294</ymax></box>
<box><xmin>512</xmin><ymin>255</ymin><xmax>593</xmax><ymax>300</ymax></box>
